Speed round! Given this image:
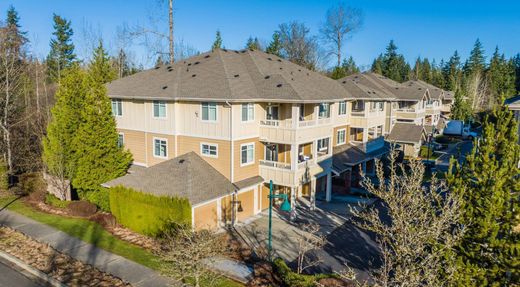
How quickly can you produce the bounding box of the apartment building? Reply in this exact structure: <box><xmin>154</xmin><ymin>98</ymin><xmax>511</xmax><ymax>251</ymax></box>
<box><xmin>104</xmin><ymin>48</ymin><xmax>452</xmax><ymax>229</ymax></box>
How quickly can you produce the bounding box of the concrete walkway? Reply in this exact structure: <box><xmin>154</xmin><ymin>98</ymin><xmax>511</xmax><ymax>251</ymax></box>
<box><xmin>0</xmin><ymin>209</ymin><xmax>174</xmax><ymax>287</ymax></box>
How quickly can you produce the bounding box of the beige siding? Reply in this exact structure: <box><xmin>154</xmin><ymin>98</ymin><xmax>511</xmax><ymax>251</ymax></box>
<box><xmin>118</xmin><ymin>129</ymin><xmax>146</xmax><ymax>164</ymax></box>
<box><xmin>237</xmin><ymin>189</ymin><xmax>255</xmax><ymax>221</ymax></box>
<box><xmin>234</xmin><ymin>138</ymin><xmax>262</xmax><ymax>182</ymax></box>
<box><xmin>176</xmin><ymin>101</ymin><xmax>231</xmax><ymax>139</ymax></box>
<box><xmin>177</xmin><ymin>135</ymin><xmax>231</xmax><ymax>179</ymax></box>
<box><xmin>193</xmin><ymin>200</ymin><xmax>219</xmax><ymax>230</ymax></box>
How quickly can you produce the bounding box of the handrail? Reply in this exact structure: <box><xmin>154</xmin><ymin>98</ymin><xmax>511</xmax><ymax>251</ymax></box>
<box><xmin>259</xmin><ymin>160</ymin><xmax>291</xmax><ymax>170</ymax></box>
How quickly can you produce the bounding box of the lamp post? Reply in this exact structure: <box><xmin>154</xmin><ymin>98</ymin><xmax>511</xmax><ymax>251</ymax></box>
<box><xmin>267</xmin><ymin>180</ymin><xmax>291</xmax><ymax>261</ymax></box>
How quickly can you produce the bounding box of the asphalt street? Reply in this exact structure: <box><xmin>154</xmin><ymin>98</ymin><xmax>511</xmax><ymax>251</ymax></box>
<box><xmin>0</xmin><ymin>261</ymin><xmax>41</xmax><ymax>287</ymax></box>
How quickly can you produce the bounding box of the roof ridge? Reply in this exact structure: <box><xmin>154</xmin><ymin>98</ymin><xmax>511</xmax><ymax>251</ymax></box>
<box><xmin>216</xmin><ymin>49</ymin><xmax>234</xmax><ymax>100</ymax></box>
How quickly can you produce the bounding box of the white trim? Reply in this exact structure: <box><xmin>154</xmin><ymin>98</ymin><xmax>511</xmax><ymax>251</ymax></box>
<box><xmin>240</xmin><ymin>142</ymin><xmax>255</xmax><ymax>167</ymax></box>
<box><xmin>338</xmin><ymin>101</ymin><xmax>347</xmax><ymax>116</ymax></box>
<box><xmin>132</xmin><ymin>161</ymin><xmax>148</xmax><ymax>167</ymax></box>
<box><xmin>200</xmin><ymin>102</ymin><xmax>218</xmax><ymax>122</ymax></box>
<box><xmin>191</xmin><ymin>206</ymin><xmax>195</xmax><ymax>230</ymax></box>
<box><xmin>152</xmin><ymin>137</ymin><xmax>168</xmax><ymax>159</ymax></box>
<box><xmin>152</xmin><ymin>100</ymin><xmax>168</xmax><ymax>119</ymax></box>
<box><xmin>336</xmin><ymin>128</ymin><xmax>346</xmax><ymax>145</ymax></box>
<box><xmin>111</xmin><ymin>98</ymin><xmax>123</xmax><ymax>117</ymax></box>
<box><xmin>200</xmin><ymin>142</ymin><xmax>219</xmax><ymax>158</ymax></box>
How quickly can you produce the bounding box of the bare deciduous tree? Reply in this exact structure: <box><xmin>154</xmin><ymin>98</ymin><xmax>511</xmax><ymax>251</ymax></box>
<box><xmin>278</xmin><ymin>21</ymin><xmax>325</xmax><ymax>70</ymax></box>
<box><xmin>296</xmin><ymin>223</ymin><xmax>325</xmax><ymax>274</ymax></box>
<box><xmin>346</xmin><ymin>151</ymin><xmax>463</xmax><ymax>286</ymax></box>
<box><xmin>158</xmin><ymin>228</ymin><xmax>226</xmax><ymax>287</ymax></box>
<box><xmin>321</xmin><ymin>2</ymin><xmax>363</xmax><ymax>67</ymax></box>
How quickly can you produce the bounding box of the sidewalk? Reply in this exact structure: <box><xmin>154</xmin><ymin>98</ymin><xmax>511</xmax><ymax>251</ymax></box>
<box><xmin>0</xmin><ymin>209</ymin><xmax>175</xmax><ymax>287</ymax></box>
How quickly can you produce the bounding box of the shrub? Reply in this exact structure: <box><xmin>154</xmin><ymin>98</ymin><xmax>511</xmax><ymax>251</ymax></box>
<box><xmin>45</xmin><ymin>193</ymin><xmax>70</xmax><ymax>209</ymax></box>
<box><xmin>83</xmin><ymin>188</ymin><xmax>110</xmax><ymax>212</ymax></box>
<box><xmin>68</xmin><ymin>200</ymin><xmax>97</xmax><ymax>217</ymax></box>
<box><xmin>0</xmin><ymin>159</ymin><xmax>8</xmax><ymax>191</ymax></box>
<box><xmin>18</xmin><ymin>173</ymin><xmax>46</xmax><ymax>194</ymax></box>
<box><xmin>109</xmin><ymin>186</ymin><xmax>192</xmax><ymax>237</ymax></box>
<box><xmin>272</xmin><ymin>258</ymin><xmax>335</xmax><ymax>287</ymax></box>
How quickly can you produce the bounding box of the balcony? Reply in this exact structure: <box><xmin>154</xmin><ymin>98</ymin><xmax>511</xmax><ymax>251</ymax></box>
<box><xmin>259</xmin><ymin>157</ymin><xmax>327</xmax><ymax>187</ymax></box>
<box><xmin>259</xmin><ymin>118</ymin><xmax>333</xmax><ymax>144</ymax></box>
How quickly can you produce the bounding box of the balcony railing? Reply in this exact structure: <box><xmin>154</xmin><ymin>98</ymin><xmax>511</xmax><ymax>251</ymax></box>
<box><xmin>259</xmin><ymin>160</ymin><xmax>291</xmax><ymax>170</ymax></box>
<box><xmin>260</xmin><ymin>117</ymin><xmax>331</xmax><ymax>128</ymax></box>
<box><xmin>396</xmin><ymin>108</ymin><xmax>416</xmax><ymax>113</ymax></box>
<box><xmin>351</xmin><ymin>111</ymin><xmax>365</xmax><ymax>117</ymax></box>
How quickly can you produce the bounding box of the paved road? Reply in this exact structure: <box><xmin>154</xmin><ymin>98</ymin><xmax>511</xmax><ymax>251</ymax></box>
<box><xmin>0</xmin><ymin>261</ymin><xmax>41</xmax><ymax>287</ymax></box>
<box><xmin>436</xmin><ymin>140</ymin><xmax>473</xmax><ymax>171</ymax></box>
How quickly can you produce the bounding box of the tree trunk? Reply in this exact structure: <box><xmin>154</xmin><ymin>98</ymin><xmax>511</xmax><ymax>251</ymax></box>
<box><xmin>169</xmin><ymin>0</ymin><xmax>174</xmax><ymax>64</ymax></box>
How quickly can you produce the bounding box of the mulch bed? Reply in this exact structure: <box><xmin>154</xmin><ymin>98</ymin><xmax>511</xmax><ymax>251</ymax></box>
<box><xmin>0</xmin><ymin>226</ymin><xmax>131</xmax><ymax>287</ymax></box>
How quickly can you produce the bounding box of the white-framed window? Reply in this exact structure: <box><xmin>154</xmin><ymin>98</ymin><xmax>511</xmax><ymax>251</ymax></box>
<box><xmin>111</xmin><ymin>99</ymin><xmax>122</xmax><ymax>116</ymax></box>
<box><xmin>117</xmin><ymin>133</ymin><xmax>124</xmax><ymax>148</ymax></box>
<box><xmin>153</xmin><ymin>101</ymin><xmax>167</xmax><ymax>118</ymax></box>
<box><xmin>240</xmin><ymin>143</ymin><xmax>255</xmax><ymax>166</ymax></box>
<box><xmin>318</xmin><ymin>103</ymin><xmax>330</xmax><ymax>118</ymax></box>
<box><xmin>153</xmin><ymin>138</ymin><xmax>168</xmax><ymax>158</ymax></box>
<box><xmin>201</xmin><ymin>102</ymin><xmax>217</xmax><ymax>121</ymax></box>
<box><xmin>337</xmin><ymin>129</ymin><xmax>346</xmax><ymax>145</ymax></box>
<box><xmin>338</xmin><ymin>101</ymin><xmax>347</xmax><ymax>115</ymax></box>
<box><xmin>241</xmin><ymin>103</ymin><xmax>254</xmax><ymax>122</ymax></box>
<box><xmin>201</xmin><ymin>143</ymin><xmax>218</xmax><ymax>158</ymax></box>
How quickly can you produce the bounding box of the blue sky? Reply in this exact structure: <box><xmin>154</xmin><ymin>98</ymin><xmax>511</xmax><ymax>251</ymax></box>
<box><xmin>1</xmin><ymin>0</ymin><xmax>519</xmax><ymax>69</ymax></box>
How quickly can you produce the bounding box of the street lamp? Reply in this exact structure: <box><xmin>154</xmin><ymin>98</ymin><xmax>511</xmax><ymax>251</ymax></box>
<box><xmin>267</xmin><ymin>180</ymin><xmax>291</xmax><ymax>261</ymax></box>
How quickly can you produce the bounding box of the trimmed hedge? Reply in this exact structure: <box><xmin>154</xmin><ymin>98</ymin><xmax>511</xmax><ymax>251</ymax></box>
<box><xmin>109</xmin><ymin>186</ymin><xmax>191</xmax><ymax>237</ymax></box>
<box><xmin>84</xmin><ymin>188</ymin><xmax>110</xmax><ymax>212</ymax></box>
<box><xmin>272</xmin><ymin>258</ymin><xmax>336</xmax><ymax>287</ymax></box>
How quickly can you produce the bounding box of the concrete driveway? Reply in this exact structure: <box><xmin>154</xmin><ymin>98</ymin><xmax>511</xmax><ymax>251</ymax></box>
<box><xmin>436</xmin><ymin>140</ymin><xmax>473</xmax><ymax>171</ymax></box>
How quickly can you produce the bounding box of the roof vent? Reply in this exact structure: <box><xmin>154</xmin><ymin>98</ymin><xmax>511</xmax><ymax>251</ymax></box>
<box><xmin>307</xmin><ymin>73</ymin><xmax>309</xmax><ymax>76</ymax></box>
<box><xmin>155</xmin><ymin>66</ymin><xmax>160</xmax><ymax>69</ymax></box>
<box><xmin>241</xmin><ymin>50</ymin><xmax>246</xmax><ymax>53</ymax></box>
<box><xmin>291</xmin><ymin>78</ymin><xmax>294</xmax><ymax>81</ymax></box>
<box><xmin>418</xmin><ymin>87</ymin><xmax>422</xmax><ymax>90</ymax></box>
<box><xmin>264</xmin><ymin>75</ymin><xmax>270</xmax><ymax>79</ymax></box>
<box><xmin>194</xmin><ymin>61</ymin><xmax>200</xmax><ymax>65</ymax></box>
<box><xmin>249</xmin><ymin>48</ymin><xmax>254</xmax><ymax>52</ymax></box>
<box><xmin>234</xmin><ymin>50</ymin><xmax>239</xmax><ymax>54</ymax></box>
<box><xmin>267</xmin><ymin>57</ymin><xmax>272</xmax><ymax>61</ymax></box>
<box><xmin>179</xmin><ymin>159</ymin><xmax>185</xmax><ymax>164</ymax></box>
<box><xmin>290</xmin><ymin>71</ymin><xmax>293</xmax><ymax>75</ymax></box>
<box><xmin>162</xmin><ymin>86</ymin><xmax>168</xmax><ymax>89</ymax></box>
<box><xmin>342</xmin><ymin>81</ymin><xmax>346</xmax><ymax>84</ymax></box>
<box><xmin>276</xmin><ymin>84</ymin><xmax>283</xmax><ymax>88</ymax></box>
<box><xmin>234</xmin><ymin>74</ymin><xmax>239</xmax><ymax>78</ymax></box>
<box><xmin>204</xmin><ymin>55</ymin><xmax>210</xmax><ymax>59</ymax></box>
<box><xmin>192</xmin><ymin>74</ymin><xmax>197</xmax><ymax>77</ymax></box>
<box><xmin>298</xmin><ymin>69</ymin><xmax>302</xmax><ymax>72</ymax></box>
<box><xmin>188</xmin><ymin>63</ymin><xmax>192</xmax><ymax>66</ymax></box>
<box><xmin>277</xmin><ymin>59</ymin><xmax>282</xmax><ymax>62</ymax></box>
<box><xmin>395</xmin><ymin>87</ymin><xmax>399</xmax><ymax>89</ymax></box>
<box><xmin>223</xmin><ymin>49</ymin><xmax>228</xmax><ymax>52</ymax></box>
<box><xmin>279</xmin><ymin>67</ymin><xmax>283</xmax><ymax>70</ymax></box>
<box><xmin>167</xmin><ymin>68</ymin><xmax>173</xmax><ymax>72</ymax></box>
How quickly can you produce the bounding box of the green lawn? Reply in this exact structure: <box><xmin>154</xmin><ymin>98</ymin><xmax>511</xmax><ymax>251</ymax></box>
<box><xmin>0</xmin><ymin>195</ymin><xmax>242</xmax><ymax>287</ymax></box>
<box><xmin>420</xmin><ymin>146</ymin><xmax>440</xmax><ymax>160</ymax></box>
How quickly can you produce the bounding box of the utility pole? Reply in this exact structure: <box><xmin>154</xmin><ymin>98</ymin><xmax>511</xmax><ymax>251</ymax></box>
<box><xmin>169</xmin><ymin>0</ymin><xmax>174</xmax><ymax>64</ymax></box>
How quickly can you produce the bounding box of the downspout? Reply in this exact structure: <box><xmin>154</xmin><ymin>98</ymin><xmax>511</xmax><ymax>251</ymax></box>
<box><xmin>225</xmin><ymin>101</ymin><xmax>236</xmax><ymax>226</ymax></box>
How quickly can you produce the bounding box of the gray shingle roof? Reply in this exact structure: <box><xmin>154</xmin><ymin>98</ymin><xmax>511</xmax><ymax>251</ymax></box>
<box><xmin>233</xmin><ymin>175</ymin><xmax>264</xmax><ymax>190</ymax></box>
<box><xmin>387</xmin><ymin>123</ymin><xmax>425</xmax><ymax>144</ymax></box>
<box><xmin>404</xmin><ymin>80</ymin><xmax>444</xmax><ymax>100</ymax></box>
<box><xmin>332</xmin><ymin>142</ymin><xmax>390</xmax><ymax>172</ymax></box>
<box><xmin>338</xmin><ymin>73</ymin><xmax>395</xmax><ymax>100</ymax></box>
<box><xmin>103</xmin><ymin>152</ymin><xmax>236</xmax><ymax>205</ymax></box>
<box><xmin>107</xmin><ymin>49</ymin><xmax>351</xmax><ymax>103</ymax></box>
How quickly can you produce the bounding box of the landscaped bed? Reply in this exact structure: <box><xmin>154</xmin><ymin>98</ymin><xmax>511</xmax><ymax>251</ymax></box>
<box><xmin>0</xmin><ymin>194</ymin><xmax>243</xmax><ymax>287</ymax></box>
<box><xmin>0</xmin><ymin>226</ymin><xmax>131</xmax><ymax>287</ymax></box>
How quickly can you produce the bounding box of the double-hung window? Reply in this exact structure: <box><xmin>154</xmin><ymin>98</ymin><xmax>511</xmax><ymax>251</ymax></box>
<box><xmin>241</xmin><ymin>143</ymin><xmax>254</xmax><ymax>166</ymax></box>
<box><xmin>111</xmin><ymin>99</ymin><xmax>122</xmax><ymax>116</ymax></box>
<box><xmin>319</xmin><ymin>103</ymin><xmax>330</xmax><ymax>118</ymax></box>
<box><xmin>154</xmin><ymin>138</ymin><xmax>167</xmax><ymax>158</ymax></box>
<box><xmin>201</xmin><ymin>102</ymin><xmax>217</xmax><ymax>121</ymax></box>
<box><xmin>337</xmin><ymin>129</ymin><xmax>346</xmax><ymax>145</ymax></box>
<box><xmin>338</xmin><ymin>101</ymin><xmax>347</xmax><ymax>115</ymax></box>
<box><xmin>153</xmin><ymin>101</ymin><xmax>166</xmax><ymax>118</ymax></box>
<box><xmin>241</xmin><ymin>103</ymin><xmax>254</xmax><ymax>122</ymax></box>
<box><xmin>201</xmin><ymin>143</ymin><xmax>218</xmax><ymax>157</ymax></box>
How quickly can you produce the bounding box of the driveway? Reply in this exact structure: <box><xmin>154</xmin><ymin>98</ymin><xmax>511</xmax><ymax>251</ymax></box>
<box><xmin>235</xmin><ymin>197</ymin><xmax>381</xmax><ymax>279</ymax></box>
<box><xmin>436</xmin><ymin>140</ymin><xmax>473</xmax><ymax>172</ymax></box>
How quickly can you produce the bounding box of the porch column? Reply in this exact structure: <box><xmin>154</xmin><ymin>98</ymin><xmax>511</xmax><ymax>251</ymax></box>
<box><xmin>290</xmin><ymin>187</ymin><xmax>297</xmax><ymax>221</ymax></box>
<box><xmin>291</xmin><ymin>104</ymin><xmax>299</xmax><ymax>129</ymax></box>
<box><xmin>290</xmin><ymin>144</ymin><xmax>298</xmax><ymax>171</ymax></box>
<box><xmin>314</xmin><ymin>104</ymin><xmax>320</xmax><ymax>125</ymax></box>
<box><xmin>310</xmin><ymin>177</ymin><xmax>316</xmax><ymax>211</ymax></box>
<box><xmin>326</xmin><ymin>172</ymin><xmax>332</xmax><ymax>202</ymax></box>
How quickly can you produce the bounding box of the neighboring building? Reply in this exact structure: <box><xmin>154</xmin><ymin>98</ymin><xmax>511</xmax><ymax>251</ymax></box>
<box><xmin>387</xmin><ymin>123</ymin><xmax>426</xmax><ymax>158</ymax></box>
<box><xmin>104</xmin><ymin>48</ymin><xmax>453</xmax><ymax>228</ymax></box>
<box><xmin>441</xmin><ymin>90</ymin><xmax>455</xmax><ymax>118</ymax></box>
<box><xmin>506</xmin><ymin>95</ymin><xmax>520</xmax><ymax>143</ymax></box>
<box><xmin>405</xmin><ymin>80</ymin><xmax>443</xmax><ymax>127</ymax></box>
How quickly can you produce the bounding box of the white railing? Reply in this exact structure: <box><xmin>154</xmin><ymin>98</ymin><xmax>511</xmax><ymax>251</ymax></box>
<box><xmin>317</xmin><ymin>117</ymin><xmax>331</xmax><ymax>125</ymax></box>
<box><xmin>351</xmin><ymin>111</ymin><xmax>366</xmax><ymax>117</ymax></box>
<box><xmin>396</xmin><ymin>108</ymin><xmax>416</xmax><ymax>113</ymax></box>
<box><xmin>298</xmin><ymin>120</ymin><xmax>316</xmax><ymax>128</ymax></box>
<box><xmin>259</xmin><ymin>160</ymin><xmax>291</xmax><ymax>170</ymax></box>
<box><xmin>260</xmin><ymin>119</ymin><xmax>292</xmax><ymax>128</ymax></box>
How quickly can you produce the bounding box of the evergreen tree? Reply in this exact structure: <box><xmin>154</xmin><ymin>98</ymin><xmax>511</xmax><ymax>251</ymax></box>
<box><xmin>380</xmin><ymin>40</ymin><xmax>410</xmax><ymax>82</ymax></box>
<box><xmin>330</xmin><ymin>56</ymin><xmax>360</xmax><ymax>79</ymax></box>
<box><xmin>46</xmin><ymin>14</ymin><xmax>76</xmax><ymax>82</ymax></box>
<box><xmin>464</xmin><ymin>38</ymin><xmax>486</xmax><ymax>75</ymax></box>
<box><xmin>487</xmin><ymin>46</ymin><xmax>516</xmax><ymax>104</ymax></box>
<box><xmin>420</xmin><ymin>58</ymin><xmax>432</xmax><ymax>83</ymax></box>
<box><xmin>72</xmin><ymin>58</ymin><xmax>132</xmax><ymax>193</ymax></box>
<box><xmin>89</xmin><ymin>40</ymin><xmax>116</xmax><ymax>84</ymax></box>
<box><xmin>266</xmin><ymin>31</ymin><xmax>282</xmax><ymax>57</ymax></box>
<box><xmin>451</xmin><ymin>88</ymin><xmax>471</xmax><ymax>121</ymax></box>
<box><xmin>447</xmin><ymin>102</ymin><xmax>520</xmax><ymax>285</ymax></box>
<box><xmin>245</xmin><ymin>36</ymin><xmax>261</xmax><ymax>50</ymax></box>
<box><xmin>371</xmin><ymin>54</ymin><xmax>383</xmax><ymax>74</ymax></box>
<box><xmin>211</xmin><ymin>30</ymin><xmax>223</xmax><ymax>51</ymax></box>
<box><xmin>5</xmin><ymin>6</ymin><xmax>27</xmax><ymax>57</ymax></box>
<box><xmin>513</xmin><ymin>53</ymin><xmax>520</xmax><ymax>93</ymax></box>
<box><xmin>443</xmin><ymin>50</ymin><xmax>462</xmax><ymax>91</ymax></box>
<box><xmin>43</xmin><ymin>66</ymin><xmax>89</xmax><ymax>181</ymax></box>
<box><xmin>412</xmin><ymin>57</ymin><xmax>422</xmax><ymax>80</ymax></box>
<box><xmin>431</xmin><ymin>59</ymin><xmax>445</xmax><ymax>88</ymax></box>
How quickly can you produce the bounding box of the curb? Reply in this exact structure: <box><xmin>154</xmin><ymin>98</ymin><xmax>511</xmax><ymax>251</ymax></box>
<box><xmin>0</xmin><ymin>250</ymin><xmax>67</xmax><ymax>287</ymax></box>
